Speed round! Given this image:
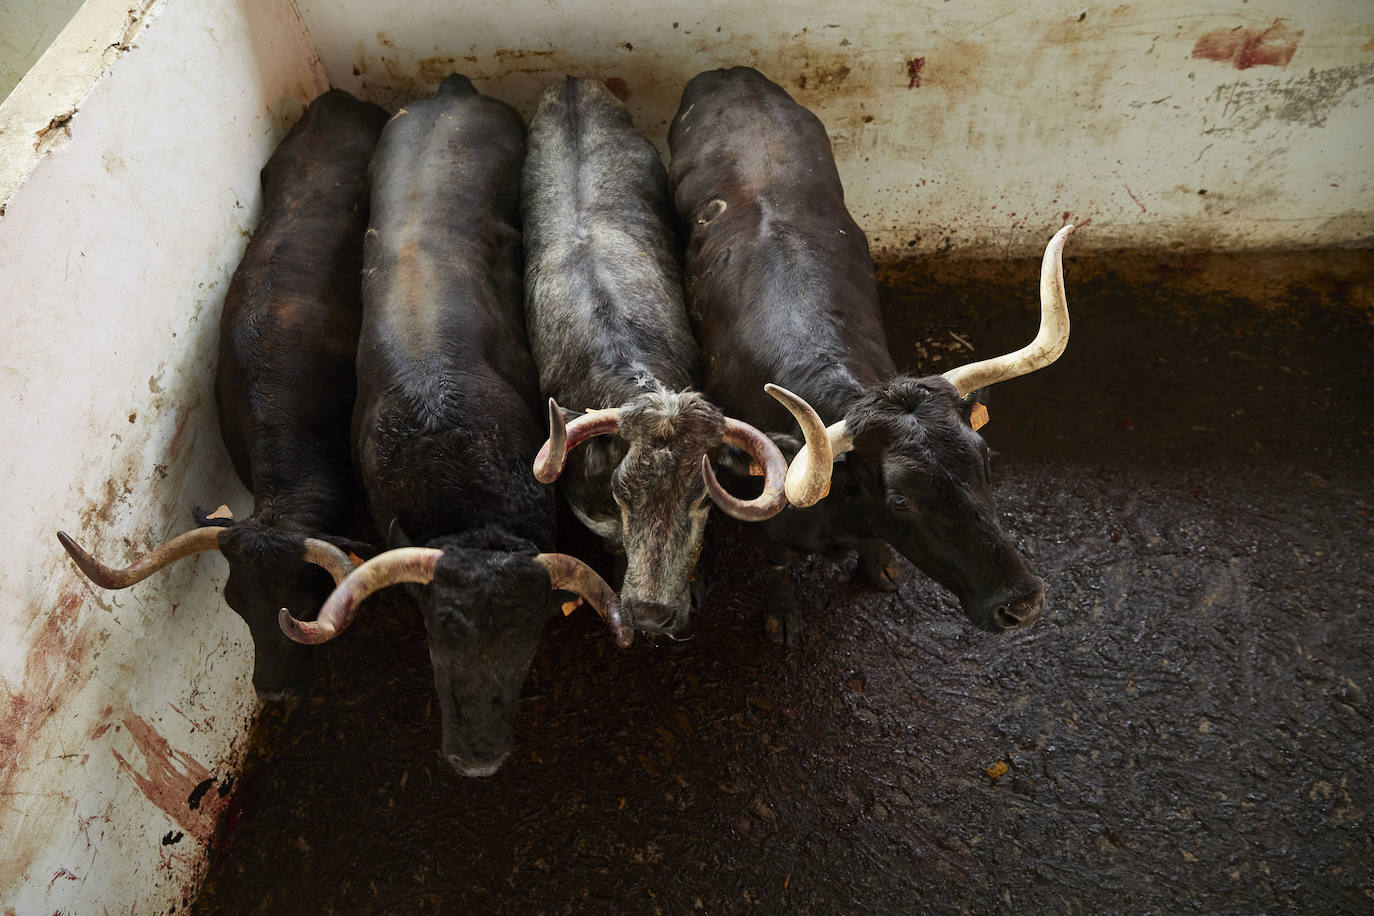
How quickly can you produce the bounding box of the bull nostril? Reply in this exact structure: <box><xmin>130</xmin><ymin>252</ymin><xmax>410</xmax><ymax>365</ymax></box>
<box><xmin>996</xmin><ymin>591</ymin><xmax>1045</xmax><ymax>630</ymax></box>
<box><xmin>628</xmin><ymin>601</ymin><xmax>677</xmax><ymax>630</ymax></box>
<box><xmin>446</xmin><ymin>752</ymin><xmax>509</xmax><ymax>778</ymax></box>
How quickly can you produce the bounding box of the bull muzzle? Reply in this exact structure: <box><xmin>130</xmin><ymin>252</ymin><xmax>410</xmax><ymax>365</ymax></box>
<box><xmin>980</xmin><ymin>580</ymin><xmax>1046</xmax><ymax>633</ymax></box>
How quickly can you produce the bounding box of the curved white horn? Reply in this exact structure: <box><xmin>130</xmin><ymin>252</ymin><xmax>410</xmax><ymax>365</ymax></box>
<box><xmin>764</xmin><ymin>383</ymin><xmax>853</xmax><ymax>508</ymax></box>
<box><xmin>941</xmin><ymin>224</ymin><xmax>1074</xmax><ymax>397</ymax></box>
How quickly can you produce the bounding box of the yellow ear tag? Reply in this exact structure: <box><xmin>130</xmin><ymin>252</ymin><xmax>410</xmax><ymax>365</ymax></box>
<box><xmin>970</xmin><ymin>403</ymin><xmax>989</xmax><ymax>431</ymax></box>
<box><xmin>348</xmin><ymin>552</ymin><xmax>365</xmax><ymax>567</ymax></box>
<box><xmin>207</xmin><ymin>504</ymin><xmax>234</xmax><ymax>520</ymax></box>
<box><xmin>748</xmin><ymin>460</ymin><xmax>763</xmax><ymax>477</ymax></box>
<box><xmin>561</xmin><ymin>597</ymin><xmax>584</xmax><ymax>616</ymax></box>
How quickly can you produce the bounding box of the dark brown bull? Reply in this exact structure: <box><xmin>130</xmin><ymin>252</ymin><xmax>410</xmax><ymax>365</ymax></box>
<box><xmin>58</xmin><ymin>89</ymin><xmax>388</xmax><ymax>697</ymax></box>
<box><xmin>667</xmin><ymin>67</ymin><xmax>1072</xmax><ymax>643</ymax></box>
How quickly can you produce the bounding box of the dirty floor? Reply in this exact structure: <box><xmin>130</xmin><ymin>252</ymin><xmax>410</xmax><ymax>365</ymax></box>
<box><xmin>193</xmin><ymin>250</ymin><xmax>1372</xmax><ymax>914</ymax></box>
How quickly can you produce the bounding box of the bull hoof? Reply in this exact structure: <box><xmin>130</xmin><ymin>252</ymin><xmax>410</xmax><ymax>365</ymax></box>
<box><xmin>764</xmin><ymin>613</ymin><xmax>788</xmax><ymax>645</ymax></box>
<box><xmin>856</xmin><ymin>542</ymin><xmax>901</xmax><ymax>592</ymax></box>
<box><xmin>763</xmin><ymin>599</ymin><xmax>802</xmax><ymax>647</ymax></box>
<box><xmin>764</xmin><ymin>611</ymin><xmax>802</xmax><ymax>646</ymax></box>
<box><xmin>762</xmin><ymin>565</ymin><xmax>802</xmax><ymax>646</ymax></box>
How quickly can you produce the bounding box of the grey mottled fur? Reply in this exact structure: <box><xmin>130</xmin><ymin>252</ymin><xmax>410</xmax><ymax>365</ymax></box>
<box><xmin>522</xmin><ymin>77</ymin><xmax>721</xmax><ymax>634</ymax></box>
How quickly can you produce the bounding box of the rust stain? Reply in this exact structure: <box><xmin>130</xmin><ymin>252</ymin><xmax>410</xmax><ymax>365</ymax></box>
<box><xmin>605</xmin><ymin>76</ymin><xmax>630</xmax><ymax>101</ymax></box>
<box><xmin>376</xmin><ymin>31</ymin><xmax>396</xmax><ymax>50</ymax></box>
<box><xmin>796</xmin><ymin>63</ymin><xmax>851</xmax><ymax>91</ymax></box>
<box><xmin>1192</xmin><ymin>19</ymin><xmax>1302</xmax><ymax>70</ymax></box>
<box><xmin>111</xmin><ymin>714</ymin><xmax>226</xmax><ymax>845</ymax></box>
<box><xmin>418</xmin><ymin>55</ymin><xmax>458</xmax><ymax>83</ymax></box>
<box><xmin>907</xmin><ymin>57</ymin><xmax>926</xmax><ymax>89</ymax></box>
<box><xmin>493</xmin><ymin>48</ymin><xmax>555</xmax><ymax>62</ymax></box>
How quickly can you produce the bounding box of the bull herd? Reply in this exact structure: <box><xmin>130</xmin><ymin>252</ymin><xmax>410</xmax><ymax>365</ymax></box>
<box><xmin>58</xmin><ymin>67</ymin><xmax>1073</xmax><ymax>777</ymax></box>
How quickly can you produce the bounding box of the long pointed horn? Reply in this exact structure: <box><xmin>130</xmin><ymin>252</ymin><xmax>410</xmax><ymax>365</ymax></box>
<box><xmin>764</xmin><ymin>384</ymin><xmax>852</xmax><ymax>508</ymax></box>
<box><xmin>532</xmin><ymin>401</ymin><xmax>622</xmax><ymax>483</ymax></box>
<box><xmin>280</xmin><ymin>546</ymin><xmax>441</xmax><ymax>644</ymax></box>
<box><xmin>942</xmin><ymin>224</ymin><xmax>1074</xmax><ymax>397</ymax></box>
<box><xmin>533</xmin><ymin>552</ymin><xmax>632</xmax><ymax>649</ymax></box>
<box><xmin>57</xmin><ymin>527</ymin><xmax>222</xmax><ymax>589</ymax></box>
<box><xmin>702</xmin><ymin>418</ymin><xmax>788</xmax><ymax>521</ymax></box>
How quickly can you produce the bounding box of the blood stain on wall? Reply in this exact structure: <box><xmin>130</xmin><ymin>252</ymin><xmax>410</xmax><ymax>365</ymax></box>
<box><xmin>1192</xmin><ymin>19</ymin><xmax>1302</xmax><ymax>70</ymax></box>
<box><xmin>111</xmin><ymin>714</ymin><xmax>227</xmax><ymax>845</ymax></box>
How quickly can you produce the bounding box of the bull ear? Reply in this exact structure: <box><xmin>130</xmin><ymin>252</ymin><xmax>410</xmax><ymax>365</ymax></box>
<box><xmin>192</xmin><ymin>505</ymin><xmax>237</xmax><ymax>528</ymax></box>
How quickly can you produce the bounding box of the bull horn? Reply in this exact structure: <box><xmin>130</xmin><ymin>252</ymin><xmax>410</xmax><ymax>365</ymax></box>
<box><xmin>532</xmin><ymin>400</ymin><xmax>622</xmax><ymax>483</ymax></box>
<box><xmin>701</xmin><ymin>418</ymin><xmax>788</xmax><ymax>522</ymax></box>
<box><xmin>941</xmin><ymin>225</ymin><xmax>1074</xmax><ymax>397</ymax></box>
<box><xmin>57</xmin><ymin>527</ymin><xmax>222</xmax><ymax>589</ymax></box>
<box><xmin>300</xmin><ymin>538</ymin><xmax>356</xmax><ymax>585</ymax></box>
<box><xmin>764</xmin><ymin>384</ymin><xmax>853</xmax><ymax>508</ymax></box>
<box><xmin>532</xmin><ymin>553</ymin><xmax>632</xmax><ymax>649</ymax></box>
<box><xmin>280</xmin><ymin>546</ymin><xmax>441</xmax><ymax>644</ymax></box>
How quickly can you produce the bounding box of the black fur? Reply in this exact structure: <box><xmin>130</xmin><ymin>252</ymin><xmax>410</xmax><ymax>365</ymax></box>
<box><xmin>668</xmin><ymin>68</ymin><xmax>1045</xmax><ymax>639</ymax></box>
<box><xmin>357</xmin><ymin>74</ymin><xmax>557</xmax><ymax>776</ymax></box>
<box><xmin>213</xmin><ymin>89</ymin><xmax>388</xmax><ymax>696</ymax></box>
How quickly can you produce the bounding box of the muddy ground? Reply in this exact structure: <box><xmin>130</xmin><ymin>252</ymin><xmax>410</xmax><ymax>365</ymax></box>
<box><xmin>193</xmin><ymin>250</ymin><xmax>1372</xmax><ymax>914</ymax></box>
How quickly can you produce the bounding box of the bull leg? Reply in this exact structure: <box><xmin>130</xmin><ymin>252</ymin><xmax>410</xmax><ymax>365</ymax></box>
<box><xmin>855</xmin><ymin>539</ymin><xmax>901</xmax><ymax>592</ymax></box>
<box><xmin>761</xmin><ymin>542</ymin><xmax>801</xmax><ymax>646</ymax></box>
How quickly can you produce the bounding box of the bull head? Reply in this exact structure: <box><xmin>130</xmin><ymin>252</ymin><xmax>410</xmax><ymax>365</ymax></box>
<box><xmin>532</xmin><ymin>399</ymin><xmax>796</xmax><ymax>522</ymax></box>
<box><xmin>279</xmin><ymin>543</ymin><xmax>623</xmax><ymax>777</ymax></box>
<box><xmin>529</xmin><ymin>388</ymin><xmax>824</xmax><ymax>636</ymax></box>
<box><xmin>784</xmin><ymin>225</ymin><xmax>1074</xmax><ymax>506</ymax></box>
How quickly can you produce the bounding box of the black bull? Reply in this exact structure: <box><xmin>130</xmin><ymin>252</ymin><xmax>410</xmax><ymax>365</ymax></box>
<box><xmin>278</xmin><ymin>74</ymin><xmax>623</xmax><ymax>778</ymax></box>
<box><xmin>57</xmin><ymin>89</ymin><xmax>387</xmax><ymax>698</ymax></box>
<box><xmin>667</xmin><ymin>67</ymin><xmax>1073</xmax><ymax>641</ymax></box>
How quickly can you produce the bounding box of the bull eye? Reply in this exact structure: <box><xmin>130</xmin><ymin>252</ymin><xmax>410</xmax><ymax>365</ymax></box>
<box><xmin>886</xmin><ymin>493</ymin><xmax>913</xmax><ymax>513</ymax></box>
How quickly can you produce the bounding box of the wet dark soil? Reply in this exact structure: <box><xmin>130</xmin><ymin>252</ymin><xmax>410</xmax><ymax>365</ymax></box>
<box><xmin>194</xmin><ymin>249</ymin><xmax>1373</xmax><ymax>914</ymax></box>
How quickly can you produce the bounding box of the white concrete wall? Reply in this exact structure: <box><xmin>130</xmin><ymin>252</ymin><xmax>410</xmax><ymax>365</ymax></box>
<box><xmin>0</xmin><ymin>0</ymin><xmax>87</xmax><ymax>101</ymax></box>
<box><xmin>0</xmin><ymin>0</ymin><xmax>326</xmax><ymax>910</ymax></box>
<box><xmin>300</xmin><ymin>0</ymin><xmax>1374</xmax><ymax>260</ymax></box>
